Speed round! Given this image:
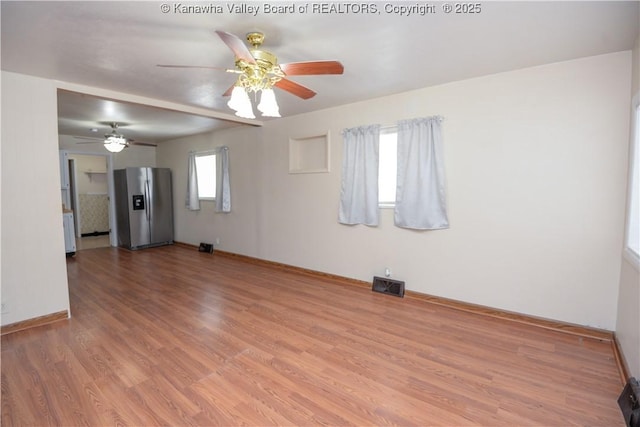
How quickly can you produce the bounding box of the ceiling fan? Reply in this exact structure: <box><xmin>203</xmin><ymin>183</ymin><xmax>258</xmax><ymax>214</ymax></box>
<box><xmin>158</xmin><ymin>30</ymin><xmax>344</xmax><ymax>118</ymax></box>
<box><xmin>74</xmin><ymin>123</ymin><xmax>157</xmax><ymax>153</ymax></box>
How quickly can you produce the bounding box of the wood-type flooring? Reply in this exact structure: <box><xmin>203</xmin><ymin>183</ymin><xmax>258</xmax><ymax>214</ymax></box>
<box><xmin>1</xmin><ymin>245</ymin><xmax>625</xmax><ymax>426</ymax></box>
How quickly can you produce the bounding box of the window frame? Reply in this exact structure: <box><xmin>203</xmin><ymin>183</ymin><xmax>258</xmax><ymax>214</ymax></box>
<box><xmin>378</xmin><ymin>126</ymin><xmax>398</xmax><ymax>208</ymax></box>
<box><xmin>624</xmin><ymin>94</ymin><xmax>640</xmax><ymax>270</ymax></box>
<box><xmin>194</xmin><ymin>152</ymin><xmax>217</xmax><ymax>202</ymax></box>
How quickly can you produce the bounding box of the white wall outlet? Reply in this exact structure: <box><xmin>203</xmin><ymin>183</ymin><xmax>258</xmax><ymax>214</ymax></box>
<box><xmin>215</xmin><ymin>237</ymin><xmax>220</xmax><ymax>245</ymax></box>
<box><xmin>384</xmin><ymin>267</ymin><xmax>391</xmax><ymax>278</ymax></box>
<box><xmin>1</xmin><ymin>302</ymin><xmax>8</xmax><ymax>314</ymax></box>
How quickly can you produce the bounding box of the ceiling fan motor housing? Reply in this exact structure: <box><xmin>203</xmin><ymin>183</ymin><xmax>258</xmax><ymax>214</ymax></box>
<box><xmin>236</xmin><ymin>47</ymin><xmax>284</xmax><ymax>92</ymax></box>
<box><xmin>251</xmin><ymin>49</ymin><xmax>278</xmax><ymax>69</ymax></box>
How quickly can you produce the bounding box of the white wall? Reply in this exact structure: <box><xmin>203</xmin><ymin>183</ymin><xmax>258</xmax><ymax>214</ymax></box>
<box><xmin>159</xmin><ymin>51</ymin><xmax>632</xmax><ymax>330</ymax></box>
<box><xmin>616</xmin><ymin>30</ymin><xmax>640</xmax><ymax>379</ymax></box>
<box><xmin>157</xmin><ymin>125</ymin><xmax>262</xmax><ymax>253</ymax></box>
<box><xmin>1</xmin><ymin>71</ymin><xmax>70</xmax><ymax>325</ymax></box>
<box><xmin>70</xmin><ymin>154</ymin><xmax>108</xmax><ymax>194</ymax></box>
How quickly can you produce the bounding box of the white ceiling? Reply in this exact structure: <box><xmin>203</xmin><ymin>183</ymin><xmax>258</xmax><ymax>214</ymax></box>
<box><xmin>1</xmin><ymin>1</ymin><xmax>638</xmax><ymax>144</ymax></box>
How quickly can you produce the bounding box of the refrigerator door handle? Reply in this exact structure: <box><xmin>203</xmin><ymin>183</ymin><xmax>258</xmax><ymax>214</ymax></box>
<box><xmin>145</xmin><ymin>180</ymin><xmax>151</xmax><ymax>221</ymax></box>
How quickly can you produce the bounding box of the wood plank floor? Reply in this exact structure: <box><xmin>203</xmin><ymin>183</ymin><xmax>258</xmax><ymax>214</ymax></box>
<box><xmin>1</xmin><ymin>245</ymin><xmax>625</xmax><ymax>426</ymax></box>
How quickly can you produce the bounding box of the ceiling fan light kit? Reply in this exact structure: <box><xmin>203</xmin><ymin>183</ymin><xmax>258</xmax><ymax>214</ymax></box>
<box><xmin>228</xmin><ymin>85</ymin><xmax>256</xmax><ymax>119</ymax></box>
<box><xmin>160</xmin><ymin>30</ymin><xmax>344</xmax><ymax>120</ymax></box>
<box><xmin>103</xmin><ymin>123</ymin><xmax>129</xmax><ymax>153</ymax></box>
<box><xmin>104</xmin><ymin>135</ymin><xmax>128</xmax><ymax>153</ymax></box>
<box><xmin>257</xmin><ymin>88</ymin><xmax>280</xmax><ymax>117</ymax></box>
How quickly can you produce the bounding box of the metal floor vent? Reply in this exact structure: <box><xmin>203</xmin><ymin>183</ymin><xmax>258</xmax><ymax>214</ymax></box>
<box><xmin>372</xmin><ymin>276</ymin><xmax>405</xmax><ymax>298</ymax></box>
<box><xmin>198</xmin><ymin>242</ymin><xmax>214</xmax><ymax>253</ymax></box>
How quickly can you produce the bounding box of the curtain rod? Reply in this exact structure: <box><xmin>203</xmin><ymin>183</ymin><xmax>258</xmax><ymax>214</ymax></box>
<box><xmin>189</xmin><ymin>146</ymin><xmax>228</xmax><ymax>156</ymax></box>
<box><xmin>380</xmin><ymin>116</ymin><xmax>445</xmax><ymax>131</ymax></box>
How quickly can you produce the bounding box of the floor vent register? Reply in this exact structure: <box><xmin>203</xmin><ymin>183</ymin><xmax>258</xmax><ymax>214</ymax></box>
<box><xmin>372</xmin><ymin>276</ymin><xmax>405</xmax><ymax>298</ymax></box>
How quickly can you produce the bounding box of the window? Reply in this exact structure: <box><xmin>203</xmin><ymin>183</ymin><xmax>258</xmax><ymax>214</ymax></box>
<box><xmin>625</xmin><ymin>100</ymin><xmax>640</xmax><ymax>263</ymax></box>
<box><xmin>378</xmin><ymin>129</ymin><xmax>397</xmax><ymax>207</ymax></box>
<box><xmin>195</xmin><ymin>153</ymin><xmax>216</xmax><ymax>200</ymax></box>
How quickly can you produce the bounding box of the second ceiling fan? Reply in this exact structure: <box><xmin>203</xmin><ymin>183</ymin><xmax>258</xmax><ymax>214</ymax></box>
<box><xmin>75</xmin><ymin>123</ymin><xmax>157</xmax><ymax>153</ymax></box>
<box><xmin>159</xmin><ymin>30</ymin><xmax>344</xmax><ymax>118</ymax></box>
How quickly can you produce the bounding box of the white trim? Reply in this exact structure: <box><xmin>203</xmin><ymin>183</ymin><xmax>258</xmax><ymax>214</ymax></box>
<box><xmin>190</xmin><ymin>149</ymin><xmax>218</xmax><ymax>156</ymax></box>
<box><xmin>288</xmin><ymin>131</ymin><xmax>331</xmax><ymax>174</ymax></box>
<box><xmin>623</xmin><ymin>247</ymin><xmax>640</xmax><ymax>270</ymax></box>
<box><xmin>60</xmin><ymin>149</ymin><xmax>116</xmax><ymax>247</ymax></box>
<box><xmin>380</xmin><ymin>124</ymin><xmax>398</xmax><ymax>134</ymax></box>
<box><xmin>623</xmin><ymin>92</ymin><xmax>640</xmax><ymax>272</ymax></box>
<box><xmin>69</xmin><ymin>158</ymin><xmax>82</xmax><ymax>236</ymax></box>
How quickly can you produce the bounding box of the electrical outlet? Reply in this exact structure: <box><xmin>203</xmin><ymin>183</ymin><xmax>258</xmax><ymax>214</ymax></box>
<box><xmin>1</xmin><ymin>302</ymin><xmax>8</xmax><ymax>314</ymax></box>
<box><xmin>215</xmin><ymin>237</ymin><xmax>220</xmax><ymax>245</ymax></box>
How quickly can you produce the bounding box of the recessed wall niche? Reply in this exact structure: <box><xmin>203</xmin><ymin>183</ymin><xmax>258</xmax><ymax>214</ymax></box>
<box><xmin>289</xmin><ymin>132</ymin><xmax>330</xmax><ymax>174</ymax></box>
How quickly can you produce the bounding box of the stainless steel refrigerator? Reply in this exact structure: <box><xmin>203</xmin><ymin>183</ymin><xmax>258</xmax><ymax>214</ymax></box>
<box><xmin>114</xmin><ymin>167</ymin><xmax>174</xmax><ymax>250</ymax></box>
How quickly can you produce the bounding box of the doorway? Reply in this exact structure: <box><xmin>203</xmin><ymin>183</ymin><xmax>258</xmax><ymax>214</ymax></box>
<box><xmin>61</xmin><ymin>151</ymin><xmax>115</xmax><ymax>250</ymax></box>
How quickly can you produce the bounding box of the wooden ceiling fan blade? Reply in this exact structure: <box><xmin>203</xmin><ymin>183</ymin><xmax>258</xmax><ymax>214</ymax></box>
<box><xmin>280</xmin><ymin>61</ymin><xmax>344</xmax><ymax>76</ymax></box>
<box><xmin>274</xmin><ymin>79</ymin><xmax>316</xmax><ymax>100</ymax></box>
<box><xmin>222</xmin><ymin>82</ymin><xmax>236</xmax><ymax>97</ymax></box>
<box><xmin>214</xmin><ymin>30</ymin><xmax>256</xmax><ymax>64</ymax></box>
<box><xmin>129</xmin><ymin>141</ymin><xmax>157</xmax><ymax>147</ymax></box>
<box><xmin>74</xmin><ymin>135</ymin><xmax>102</xmax><ymax>141</ymax></box>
